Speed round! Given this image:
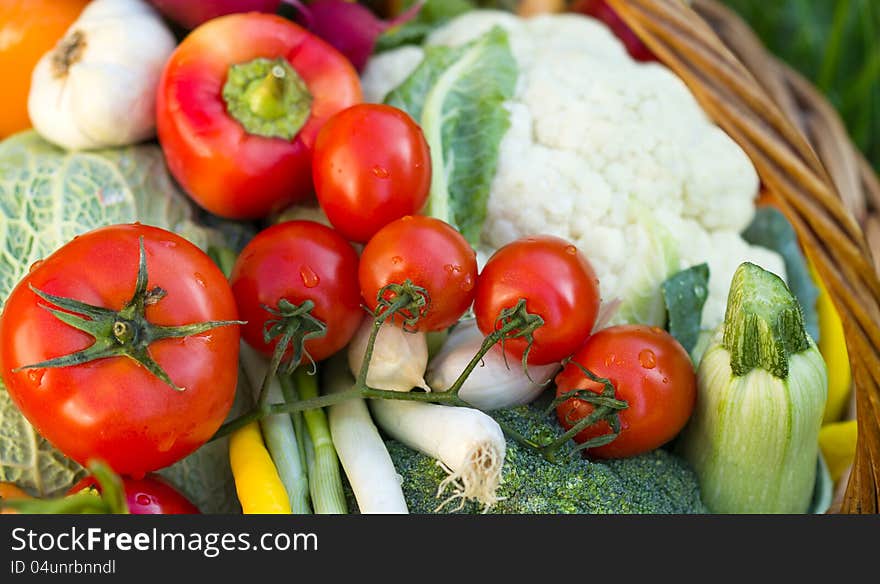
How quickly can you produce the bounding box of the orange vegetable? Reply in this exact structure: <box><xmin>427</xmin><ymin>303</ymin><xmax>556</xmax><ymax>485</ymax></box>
<box><xmin>0</xmin><ymin>0</ymin><xmax>90</xmax><ymax>138</ymax></box>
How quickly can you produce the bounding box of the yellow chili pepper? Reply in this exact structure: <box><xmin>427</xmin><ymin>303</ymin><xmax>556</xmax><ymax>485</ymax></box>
<box><xmin>229</xmin><ymin>422</ymin><xmax>291</xmax><ymax>514</ymax></box>
<box><xmin>808</xmin><ymin>260</ymin><xmax>852</xmax><ymax>424</ymax></box>
<box><xmin>819</xmin><ymin>419</ymin><xmax>857</xmax><ymax>484</ymax></box>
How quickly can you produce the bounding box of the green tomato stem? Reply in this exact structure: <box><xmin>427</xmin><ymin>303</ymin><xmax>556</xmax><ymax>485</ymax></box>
<box><xmin>13</xmin><ymin>237</ymin><xmax>242</xmax><ymax>392</ymax></box>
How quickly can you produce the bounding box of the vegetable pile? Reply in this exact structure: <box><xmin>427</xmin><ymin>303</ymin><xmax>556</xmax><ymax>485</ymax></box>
<box><xmin>0</xmin><ymin>0</ymin><xmax>848</xmax><ymax>516</ymax></box>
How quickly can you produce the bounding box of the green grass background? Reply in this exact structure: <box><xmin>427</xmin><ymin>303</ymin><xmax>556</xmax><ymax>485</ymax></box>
<box><xmin>725</xmin><ymin>0</ymin><xmax>879</xmax><ymax>172</ymax></box>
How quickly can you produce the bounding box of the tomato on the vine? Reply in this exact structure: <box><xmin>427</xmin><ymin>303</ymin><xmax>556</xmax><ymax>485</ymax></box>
<box><xmin>0</xmin><ymin>224</ymin><xmax>241</xmax><ymax>477</ymax></box>
<box><xmin>359</xmin><ymin>216</ymin><xmax>477</xmax><ymax>332</ymax></box>
<box><xmin>473</xmin><ymin>236</ymin><xmax>600</xmax><ymax>366</ymax></box>
<box><xmin>313</xmin><ymin>104</ymin><xmax>431</xmax><ymax>243</ymax></box>
<box><xmin>555</xmin><ymin>324</ymin><xmax>696</xmax><ymax>459</ymax></box>
<box><xmin>230</xmin><ymin>220</ymin><xmax>362</xmax><ymax>364</ymax></box>
<box><xmin>157</xmin><ymin>13</ymin><xmax>361</xmax><ymax>219</ymax></box>
<box><xmin>69</xmin><ymin>474</ymin><xmax>200</xmax><ymax>514</ymax></box>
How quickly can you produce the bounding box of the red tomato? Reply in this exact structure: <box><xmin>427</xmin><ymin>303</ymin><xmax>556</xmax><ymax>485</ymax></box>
<box><xmin>313</xmin><ymin>104</ymin><xmax>431</xmax><ymax>243</ymax></box>
<box><xmin>571</xmin><ymin>0</ymin><xmax>656</xmax><ymax>62</ymax></box>
<box><xmin>157</xmin><ymin>13</ymin><xmax>362</xmax><ymax>220</ymax></box>
<box><xmin>359</xmin><ymin>216</ymin><xmax>477</xmax><ymax>332</ymax></box>
<box><xmin>0</xmin><ymin>225</ymin><xmax>241</xmax><ymax>477</ymax></box>
<box><xmin>473</xmin><ymin>236</ymin><xmax>600</xmax><ymax>366</ymax></box>
<box><xmin>230</xmin><ymin>221</ymin><xmax>362</xmax><ymax>363</ymax></box>
<box><xmin>69</xmin><ymin>475</ymin><xmax>200</xmax><ymax>514</ymax></box>
<box><xmin>555</xmin><ymin>325</ymin><xmax>696</xmax><ymax>459</ymax></box>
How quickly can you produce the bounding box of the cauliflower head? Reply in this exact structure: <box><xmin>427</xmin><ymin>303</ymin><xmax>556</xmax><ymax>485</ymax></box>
<box><xmin>362</xmin><ymin>10</ymin><xmax>785</xmax><ymax>331</ymax></box>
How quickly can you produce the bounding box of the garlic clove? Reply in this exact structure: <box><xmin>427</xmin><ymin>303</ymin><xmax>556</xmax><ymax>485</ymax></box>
<box><xmin>347</xmin><ymin>317</ymin><xmax>429</xmax><ymax>392</ymax></box>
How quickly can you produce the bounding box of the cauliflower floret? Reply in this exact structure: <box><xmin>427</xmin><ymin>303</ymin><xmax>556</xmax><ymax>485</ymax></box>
<box><xmin>362</xmin><ymin>11</ymin><xmax>785</xmax><ymax>331</ymax></box>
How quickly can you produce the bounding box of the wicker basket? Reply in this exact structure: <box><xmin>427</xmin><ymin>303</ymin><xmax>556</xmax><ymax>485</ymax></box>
<box><xmin>603</xmin><ymin>0</ymin><xmax>880</xmax><ymax>513</ymax></box>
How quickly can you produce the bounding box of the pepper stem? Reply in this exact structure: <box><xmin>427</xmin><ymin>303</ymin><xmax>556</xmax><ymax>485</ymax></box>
<box><xmin>246</xmin><ymin>66</ymin><xmax>288</xmax><ymax>120</ymax></box>
<box><xmin>222</xmin><ymin>57</ymin><xmax>313</xmax><ymax>140</ymax></box>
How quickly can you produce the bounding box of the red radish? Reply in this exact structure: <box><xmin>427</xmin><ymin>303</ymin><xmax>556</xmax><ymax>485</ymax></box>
<box><xmin>571</xmin><ymin>0</ymin><xmax>656</xmax><ymax>62</ymax></box>
<box><xmin>288</xmin><ymin>0</ymin><xmax>423</xmax><ymax>72</ymax></box>
<box><xmin>148</xmin><ymin>0</ymin><xmax>282</xmax><ymax>29</ymax></box>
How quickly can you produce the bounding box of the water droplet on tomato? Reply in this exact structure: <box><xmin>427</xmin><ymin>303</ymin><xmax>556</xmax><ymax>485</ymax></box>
<box><xmin>460</xmin><ymin>274</ymin><xmax>474</xmax><ymax>292</ymax></box>
<box><xmin>604</xmin><ymin>354</ymin><xmax>616</xmax><ymax>367</ymax></box>
<box><xmin>28</xmin><ymin>260</ymin><xmax>44</xmax><ymax>273</ymax></box>
<box><xmin>194</xmin><ymin>272</ymin><xmax>206</xmax><ymax>287</ymax></box>
<box><xmin>161</xmin><ymin>240</ymin><xmax>178</xmax><ymax>249</ymax></box>
<box><xmin>651</xmin><ymin>327</ymin><xmax>664</xmax><ymax>335</ymax></box>
<box><xmin>662</xmin><ymin>377</ymin><xmax>669</xmax><ymax>384</ymax></box>
<box><xmin>135</xmin><ymin>494</ymin><xmax>152</xmax><ymax>507</ymax></box>
<box><xmin>300</xmin><ymin>265</ymin><xmax>320</xmax><ymax>288</ymax></box>
<box><xmin>391</xmin><ymin>256</ymin><xmax>403</xmax><ymax>265</ymax></box>
<box><xmin>638</xmin><ymin>349</ymin><xmax>656</xmax><ymax>369</ymax></box>
<box><xmin>443</xmin><ymin>264</ymin><xmax>462</xmax><ymax>274</ymax></box>
<box><xmin>371</xmin><ymin>166</ymin><xmax>390</xmax><ymax>179</ymax></box>
<box><xmin>565</xmin><ymin>245</ymin><xmax>578</xmax><ymax>255</ymax></box>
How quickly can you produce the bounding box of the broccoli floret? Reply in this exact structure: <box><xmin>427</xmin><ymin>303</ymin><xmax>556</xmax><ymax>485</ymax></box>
<box><xmin>384</xmin><ymin>403</ymin><xmax>707</xmax><ymax>514</ymax></box>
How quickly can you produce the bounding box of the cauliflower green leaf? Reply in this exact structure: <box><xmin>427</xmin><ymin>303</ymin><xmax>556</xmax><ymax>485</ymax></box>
<box><xmin>384</xmin><ymin>26</ymin><xmax>517</xmax><ymax>245</ymax></box>
<box><xmin>662</xmin><ymin>263</ymin><xmax>710</xmax><ymax>354</ymax></box>
<box><xmin>612</xmin><ymin>210</ymin><xmax>681</xmax><ymax>327</ymax></box>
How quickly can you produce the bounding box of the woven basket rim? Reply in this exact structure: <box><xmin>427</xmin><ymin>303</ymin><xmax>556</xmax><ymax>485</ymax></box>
<box><xmin>606</xmin><ymin>0</ymin><xmax>880</xmax><ymax>513</ymax></box>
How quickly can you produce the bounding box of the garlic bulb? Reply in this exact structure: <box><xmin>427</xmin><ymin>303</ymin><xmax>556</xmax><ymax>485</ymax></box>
<box><xmin>427</xmin><ymin>319</ymin><xmax>559</xmax><ymax>411</ymax></box>
<box><xmin>28</xmin><ymin>0</ymin><xmax>176</xmax><ymax>150</ymax></box>
<box><xmin>347</xmin><ymin>317</ymin><xmax>429</xmax><ymax>392</ymax></box>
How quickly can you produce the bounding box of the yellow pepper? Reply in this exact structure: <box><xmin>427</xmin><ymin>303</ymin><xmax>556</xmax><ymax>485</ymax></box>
<box><xmin>229</xmin><ymin>422</ymin><xmax>291</xmax><ymax>514</ymax></box>
<box><xmin>809</xmin><ymin>260</ymin><xmax>852</xmax><ymax>424</ymax></box>
<box><xmin>819</xmin><ymin>420</ymin><xmax>857</xmax><ymax>484</ymax></box>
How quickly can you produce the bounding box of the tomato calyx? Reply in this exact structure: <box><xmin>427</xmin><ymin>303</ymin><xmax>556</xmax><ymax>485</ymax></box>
<box><xmin>2</xmin><ymin>461</ymin><xmax>129</xmax><ymax>515</ymax></box>
<box><xmin>545</xmin><ymin>361</ymin><xmax>629</xmax><ymax>457</ymax></box>
<box><xmin>14</xmin><ymin>238</ymin><xmax>243</xmax><ymax>392</ymax></box>
<box><xmin>262</xmin><ymin>298</ymin><xmax>328</xmax><ymax>370</ymax></box>
<box><xmin>491</xmin><ymin>299</ymin><xmax>545</xmax><ymax>378</ymax></box>
<box><xmin>373</xmin><ymin>279</ymin><xmax>432</xmax><ymax>331</ymax></box>
<box><xmin>255</xmin><ymin>297</ymin><xmax>327</xmax><ymax>410</ymax></box>
<box><xmin>222</xmin><ymin>57</ymin><xmax>313</xmax><ymax>140</ymax></box>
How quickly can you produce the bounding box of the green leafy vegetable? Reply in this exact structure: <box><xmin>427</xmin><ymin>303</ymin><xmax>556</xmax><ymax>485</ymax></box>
<box><xmin>662</xmin><ymin>263</ymin><xmax>710</xmax><ymax>354</ymax></box>
<box><xmin>375</xmin><ymin>0</ymin><xmax>476</xmax><ymax>52</ymax></box>
<box><xmin>384</xmin><ymin>26</ymin><xmax>517</xmax><ymax>245</ymax></box>
<box><xmin>0</xmin><ymin>131</ymin><xmax>239</xmax><ymax>499</ymax></box>
<box><xmin>612</xmin><ymin>209</ymin><xmax>681</xmax><ymax>327</ymax></box>
<box><xmin>741</xmin><ymin>206</ymin><xmax>819</xmax><ymax>342</ymax></box>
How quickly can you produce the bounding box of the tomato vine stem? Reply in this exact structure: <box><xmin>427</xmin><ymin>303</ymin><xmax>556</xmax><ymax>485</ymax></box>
<box><xmin>212</xmin><ymin>292</ymin><xmax>627</xmax><ymax>464</ymax></box>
